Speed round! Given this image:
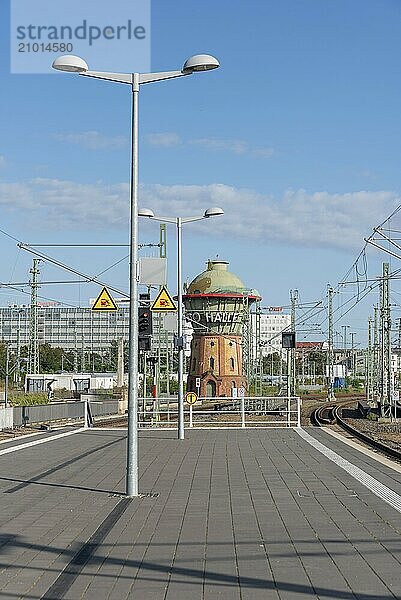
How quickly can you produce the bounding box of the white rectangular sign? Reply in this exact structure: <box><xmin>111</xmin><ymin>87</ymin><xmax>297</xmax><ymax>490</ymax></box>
<box><xmin>139</xmin><ymin>258</ymin><xmax>167</xmax><ymax>285</ymax></box>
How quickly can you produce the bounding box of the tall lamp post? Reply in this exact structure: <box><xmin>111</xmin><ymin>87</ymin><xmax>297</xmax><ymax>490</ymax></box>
<box><xmin>52</xmin><ymin>53</ymin><xmax>220</xmax><ymax>497</ymax></box>
<box><xmin>138</xmin><ymin>207</ymin><xmax>224</xmax><ymax>440</ymax></box>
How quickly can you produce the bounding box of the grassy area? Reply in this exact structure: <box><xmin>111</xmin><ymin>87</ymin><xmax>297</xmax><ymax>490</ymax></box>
<box><xmin>9</xmin><ymin>393</ymin><xmax>50</xmax><ymax>406</ymax></box>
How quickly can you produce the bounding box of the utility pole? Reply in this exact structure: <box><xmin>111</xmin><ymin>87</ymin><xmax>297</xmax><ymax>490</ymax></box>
<box><xmin>156</xmin><ymin>223</ymin><xmax>167</xmax><ymax>398</ymax></box>
<box><xmin>28</xmin><ymin>259</ymin><xmax>40</xmax><ymax>374</ymax></box>
<box><xmin>341</xmin><ymin>324</ymin><xmax>350</xmax><ymax>382</ymax></box>
<box><xmin>81</xmin><ymin>335</ymin><xmax>85</xmax><ymax>373</ymax></box>
<box><xmin>327</xmin><ymin>286</ymin><xmax>335</xmax><ymax>401</ymax></box>
<box><xmin>14</xmin><ymin>309</ymin><xmax>23</xmax><ymax>386</ymax></box>
<box><xmin>74</xmin><ymin>350</ymin><xmax>79</xmax><ymax>373</ymax></box>
<box><xmin>342</xmin><ymin>325</ymin><xmax>348</xmax><ymax>351</ymax></box>
<box><xmin>350</xmin><ymin>332</ymin><xmax>356</xmax><ymax>380</ymax></box>
<box><xmin>373</xmin><ymin>305</ymin><xmax>379</xmax><ymax>399</ymax></box>
<box><xmin>241</xmin><ymin>293</ymin><xmax>252</xmax><ymax>390</ymax></box>
<box><xmin>117</xmin><ymin>337</ymin><xmax>124</xmax><ymax>387</ymax></box>
<box><xmin>380</xmin><ymin>262</ymin><xmax>392</xmax><ymax>417</ymax></box>
<box><xmin>367</xmin><ymin>317</ymin><xmax>373</xmax><ymax>401</ymax></box>
<box><xmin>5</xmin><ymin>343</ymin><xmax>9</xmax><ymax>408</ymax></box>
<box><xmin>289</xmin><ymin>289</ymin><xmax>298</xmax><ymax>396</ymax></box>
<box><xmin>398</xmin><ymin>317</ymin><xmax>401</xmax><ymax>352</ymax></box>
<box><xmin>255</xmin><ymin>301</ymin><xmax>262</xmax><ymax>397</ymax></box>
<box><xmin>397</xmin><ymin>317</ymin><xmax>401</xmax><ymax>396</ymax></box>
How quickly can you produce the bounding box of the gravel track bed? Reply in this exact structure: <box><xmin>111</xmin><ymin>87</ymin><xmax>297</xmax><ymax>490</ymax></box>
<box><xmin>341</xmin><ymin>408</ymin><xmax>401</xmax><ymax>451</ymax></box>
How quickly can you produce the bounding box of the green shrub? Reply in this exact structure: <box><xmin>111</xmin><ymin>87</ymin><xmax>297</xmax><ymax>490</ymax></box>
<box><xmin>9</xmin><ymin>393</ymin><xmax>49</xmax><ymax>406</ymax></box>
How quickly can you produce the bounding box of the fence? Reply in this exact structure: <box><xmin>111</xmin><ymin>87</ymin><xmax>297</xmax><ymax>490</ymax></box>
<box><xmin>137</xmin><ymin>396</ymin><xmax>301</xmax><ymax>429</ymax></box>
<box><xmin>10</xmin><ymin>399</ymin><xmax>119</xmax><ymax>428</ymax></box>
<box><xmin>1</xmin><ymin>396</ymin><xmax>301</xmax><ymax>430</ymax></box>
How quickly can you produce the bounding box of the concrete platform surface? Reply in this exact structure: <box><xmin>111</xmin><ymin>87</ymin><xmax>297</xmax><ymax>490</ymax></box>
<box><xmin>0</xmin><ymin>426</ymin><xmax>399</xmax><ymax>599</ymax></box>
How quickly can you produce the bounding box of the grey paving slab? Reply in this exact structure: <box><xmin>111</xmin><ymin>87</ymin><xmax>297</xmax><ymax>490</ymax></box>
<box><xmin>0</xmin><ymin>427</ymin><xmax>399</xmax><ymax>598</ymax></box>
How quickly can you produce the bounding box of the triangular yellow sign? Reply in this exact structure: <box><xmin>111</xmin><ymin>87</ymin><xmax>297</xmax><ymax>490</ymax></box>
<box><xmin>151</xmin><ymin>286</ymin><xmax>177</xmax><ymax>312</ymax></box>
<box><xmin>92</xmin><ymin>287</ymin><xmax>118</xmax><ymax>312</ymax></box>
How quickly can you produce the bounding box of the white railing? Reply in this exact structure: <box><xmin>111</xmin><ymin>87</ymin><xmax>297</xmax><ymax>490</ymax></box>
<box><xmin>137</xmin><ymin>396</ymin><xmax>301</xmax><ymax>429</ymax></box>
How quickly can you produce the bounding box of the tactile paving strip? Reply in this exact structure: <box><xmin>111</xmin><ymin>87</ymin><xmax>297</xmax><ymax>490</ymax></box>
<box><xmin>296</xmin><ymin>427</ymin><xmax>401</xmax><ymax>513</ymax></box>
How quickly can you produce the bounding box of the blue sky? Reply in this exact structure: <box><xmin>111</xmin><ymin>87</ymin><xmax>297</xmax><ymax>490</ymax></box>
<box><xmin>1</xmin><ymin>0</ymin><xmax>401</xmax><ymax>346</ymax></box>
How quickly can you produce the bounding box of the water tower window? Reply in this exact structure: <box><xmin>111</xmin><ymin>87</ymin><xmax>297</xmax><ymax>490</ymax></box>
<box><xmin>229</xmin><ymin>341</ymin><xmax>233</xmax><ymax>347</ymax></box>
<box><xmin>210</xmin><ymin>341</ymin><xmax>215</xmax><ymax>347</ymax></box>
<box><xmin>209</xmin><ymin>357</ymin><xmax>215</xmax><ymax>370</ymax></box>
<box><xmin>230</xmin><ymin>357</ymin><xmax>235</xmax><ymax>370</ymax></box>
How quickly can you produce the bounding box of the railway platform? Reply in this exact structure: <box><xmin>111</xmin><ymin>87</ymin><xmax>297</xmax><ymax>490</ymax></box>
<box><xmin>0</xmin><ymin>425</ymin><xmax>400</xmax><ymax>599</ymax></box>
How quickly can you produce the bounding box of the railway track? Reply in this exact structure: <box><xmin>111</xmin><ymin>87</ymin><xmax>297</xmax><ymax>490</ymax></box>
<box><xmin>311</xmin><ymin>401</ymin><xmax>401</xmax><ymax>462</ymax></box>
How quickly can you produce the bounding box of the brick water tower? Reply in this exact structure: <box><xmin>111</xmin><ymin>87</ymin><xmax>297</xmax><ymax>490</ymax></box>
<box><xmin>183</xmin><ymin>259</ymin><xmax>261</xmax><ymax>397</ymax></box>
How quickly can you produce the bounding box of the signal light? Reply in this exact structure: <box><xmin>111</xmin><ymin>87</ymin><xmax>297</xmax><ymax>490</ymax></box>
<box><xmin>138</xmin><ymin>307</ymin><xmax>152</xmax><ymax>336</ymax></box>
<box><xmin>282</xmin><ymin>332</ymin><xmax>296</xmax><ymax>349</ymax></box>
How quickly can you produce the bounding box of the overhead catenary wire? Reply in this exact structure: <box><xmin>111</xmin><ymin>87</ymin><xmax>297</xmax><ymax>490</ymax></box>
<box><xmin>0</xmin><ymin>280</ymin><xmax>81</xmax><ymax>308</ymax></box>
<box><xmin>17</xmin><ymin>243</ymin><xmax>129</xmax><ymax>298</ymax></box>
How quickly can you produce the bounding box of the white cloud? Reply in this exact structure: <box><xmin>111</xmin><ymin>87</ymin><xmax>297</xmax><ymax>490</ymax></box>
<box><xmin>55</xmin><ymin>131</ymin><xmax>127</xmax><ymax>150</ymax></box>
<box><xmin>0</xmin><ymin>177</ymin><xmax>397</xmax><ymax>251</ymax></box>
<box><xmin>144</xmin><ymin>132</ymin><xmax>274</xmax><ymax>158</ymax></box>
<box><xmin>357</xmin><ymin>169</ymin><xmax>377</xmax><ymax>179</ymax></box>
<box><xmin>0</xmin><ymin>178</ymin><xmax>129</xmax><ymax>228</ymax></box>
<box><xmin>190</xmin><ymin>137</ymin><xmax>274</xmax><ymax>158</ymax></box>
<box><xmin>141</xmin><ymin>184</ymin><xmax>398</xmax><ymax>250</ymax></box>
<box><xmin>144</xmin><ymin>132</ymin><xmax>181</xmax><ymax>147</ymax></box>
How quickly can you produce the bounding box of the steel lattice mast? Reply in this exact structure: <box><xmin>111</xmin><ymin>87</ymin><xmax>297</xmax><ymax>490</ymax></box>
<box><xmin>28</xmin><ymin>259</ymin><xmax>40</xmax><ymax>374</ymax></box>
<box><xmin>327</xmin><ymin>285</ymin><xmax>335</xmax><ymax>401</ymax></box>
<box><xmin>289</xmin><ymin>289</ymin><xmax>298</xmax><ymax>396</ymax></box>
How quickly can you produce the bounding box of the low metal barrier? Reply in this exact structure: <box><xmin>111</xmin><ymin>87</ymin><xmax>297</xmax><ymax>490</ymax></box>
<box><xmin>11</xmin><ymin>399</ymin><xmax>119</xmax><ymax>428</ymax></box>
<box><xmin>137</xmin><ymin>396</ymin><xmax>301</xmax><ymax>429</ymax></box>
<box><xmin>3</xmin><ymin>396</ymin><xmax>300</xmax><ymax>430</ymax></box>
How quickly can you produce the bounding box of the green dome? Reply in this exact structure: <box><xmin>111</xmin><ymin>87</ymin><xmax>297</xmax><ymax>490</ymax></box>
<box><xmin>187</xmin><ymin>260</ymin><xmax>259</xmax><ymax>296</ymax></box>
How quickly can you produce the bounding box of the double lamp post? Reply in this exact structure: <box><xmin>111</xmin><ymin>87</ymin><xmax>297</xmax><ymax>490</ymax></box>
<box><xmin>138</xmin><ymin>207</ymin><xmax>224</xmax><ymax>440</ymax></box>
<box><xmin>52</xmin><ymin>53</ymin><xmax>220</xmax><ymax>497</ymax></box>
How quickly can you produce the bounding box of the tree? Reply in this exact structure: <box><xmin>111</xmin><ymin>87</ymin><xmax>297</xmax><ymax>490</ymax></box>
<box><xmin>39</xmin><ymin>344</ymin><xmax>64</xmax><ymax>373</ymax></box>
<box><xmin>262</xmin><ymin>352</ymin><xmax>285</xmax><ymax>375</ymax></box>
<box><xmin>306</xmin><ymin>351</ymin><xmax>326</xmax><ymax>376</ymax></box>
<box><xmin>0</xmin><ymin>342</ymin><xmax>7</xmax><ymax>380</ymax></box>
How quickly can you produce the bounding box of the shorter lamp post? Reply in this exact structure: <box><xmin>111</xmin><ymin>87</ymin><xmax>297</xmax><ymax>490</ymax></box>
<box><xmin>139</xmin><ymin>206</ymin><xmax>224</xmax><ymax>439</ymax></box>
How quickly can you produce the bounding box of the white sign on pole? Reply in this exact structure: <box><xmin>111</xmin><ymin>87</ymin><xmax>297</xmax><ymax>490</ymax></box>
<box><xmin>195</xmin><ymin>377</ymin><xmax>201</xmax><ymax>388</ymax></box>
<box><xmin>139</xmin><ymin>258</ymin><xmax>167</xmax><ymax>285</ymax></box>
<box><xmin>238</xmin><ymin>387</ymin><xmax>245</xmax><ymax>397</ymax></box>
<box><xmin>325</xmin><ymin>364</ymin><xmax>345</xmax><ymax>378</ymax></box>
<box><xmin>163</xmin><ymin>313</ymin><xmax>178</xmax><ymax>332</ymax></box>
<box><xmin>232</xmin><ymin>387</ymin><xmax>237</xmax><ymax>398</ymax></box>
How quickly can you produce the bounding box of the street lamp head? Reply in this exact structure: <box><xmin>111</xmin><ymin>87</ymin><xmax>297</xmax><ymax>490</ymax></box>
<box><xmin>204</xmin><ymin>207</ymin><xmax>224</xmax><ymax>218</ymax></box>
<box><xmin>52</xmin><ymin>55</ymin><xmax>89</xmax><ymax>73</ymax></box>
<box><xmin>182</xmin><ymin>54</ymin><xmax>220</xmax><ymax>74</ymax></box>
<box><xmin>138</xmin><ymin>207</ymin><xmax>155</xmax><ymax>218</ymax></box>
